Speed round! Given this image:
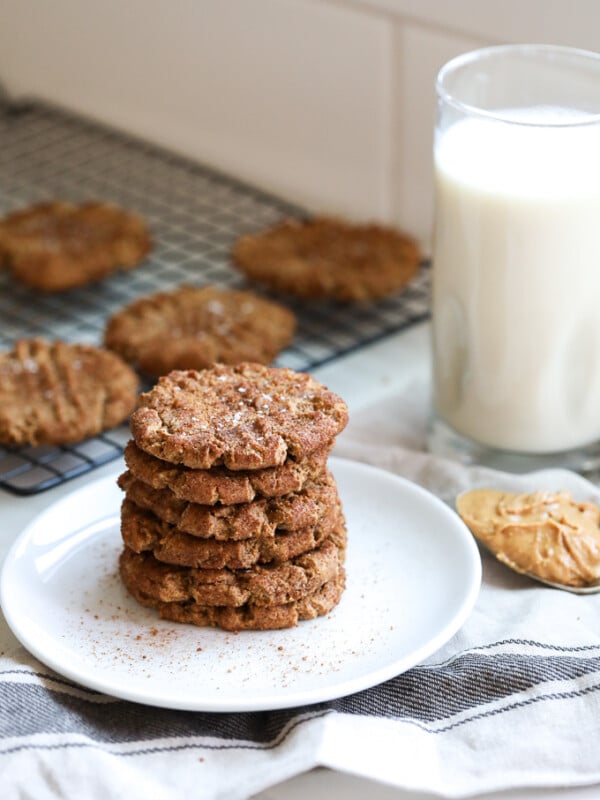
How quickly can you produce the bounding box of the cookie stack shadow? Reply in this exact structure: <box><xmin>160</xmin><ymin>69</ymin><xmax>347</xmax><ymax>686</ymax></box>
<box><xmin>117</xmin><ymin>363</ymin><xmax>349</xmax><ymax>631</ymax></box>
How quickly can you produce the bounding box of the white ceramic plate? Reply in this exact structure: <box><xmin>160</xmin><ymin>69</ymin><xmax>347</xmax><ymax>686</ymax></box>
<box><xmin>0</xmin><ymin>457</ymin><xmax>481</xmax><ymax>712</ymax></box>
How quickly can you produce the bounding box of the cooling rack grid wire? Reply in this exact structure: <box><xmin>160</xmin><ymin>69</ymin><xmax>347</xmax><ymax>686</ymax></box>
<box><xmin>0</xmin><ymin>99</ymin><xmax>430</xmax><ymax>494</ymax></box>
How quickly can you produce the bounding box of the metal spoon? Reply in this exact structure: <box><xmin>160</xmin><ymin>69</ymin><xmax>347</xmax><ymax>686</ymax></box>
<box><xmin>531</xmin><ymin>578</ymin><xmax>600</xmax><ymax>594</ymax></box>
<box><xmin>486</xmin><ymin>548</ymin><xmax>600</xmax><ymax>594</ymax></box>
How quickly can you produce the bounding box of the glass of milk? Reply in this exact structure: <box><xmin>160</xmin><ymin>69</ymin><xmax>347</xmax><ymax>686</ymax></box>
<box><xmin>429</xmin><ymin>44</ymin><xmax>600</xmax><ymax>472</ymax></box>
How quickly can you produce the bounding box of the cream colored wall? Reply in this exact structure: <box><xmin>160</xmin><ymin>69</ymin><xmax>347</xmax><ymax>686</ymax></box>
<box><xmin>0</xmin><ymin>0</ymin><xmax>596</xmax><ymax>250</ymax></box>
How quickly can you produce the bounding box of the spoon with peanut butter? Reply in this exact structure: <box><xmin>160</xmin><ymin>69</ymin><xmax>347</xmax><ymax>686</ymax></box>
<box><xmin>456</xmin><ymin>489</ymin><xmax>600</xmax><ymax>593</ymax></box>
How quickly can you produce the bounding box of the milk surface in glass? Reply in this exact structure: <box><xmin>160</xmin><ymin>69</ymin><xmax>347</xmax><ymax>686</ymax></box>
<box><xmin>432</xmin><ymin>108</ymin><xmax>600</xmax><ymax>453</ymax></box>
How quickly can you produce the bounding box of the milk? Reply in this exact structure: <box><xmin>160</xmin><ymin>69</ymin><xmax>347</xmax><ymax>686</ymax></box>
<box><xmin>432</xmin><ymin>109</ymin><xmax>600</xmax><ymax>453</ymax></box>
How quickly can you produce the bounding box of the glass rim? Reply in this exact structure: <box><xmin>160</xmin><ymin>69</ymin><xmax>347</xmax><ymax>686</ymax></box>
<box><xmin>436</xmin><ymin>43</ymin><xmax>600</xmax><ymax>127</ymax></box>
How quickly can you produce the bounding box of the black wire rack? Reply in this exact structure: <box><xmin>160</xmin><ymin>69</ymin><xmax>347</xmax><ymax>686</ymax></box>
<box><xmin>0</xmin><ymin>97</ymin><xmax>431</xmax><ymax>495</ymax></box>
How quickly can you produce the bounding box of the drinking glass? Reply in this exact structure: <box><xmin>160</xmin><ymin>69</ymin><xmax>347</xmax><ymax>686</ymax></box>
<box><xmin>428</xmin><ymin>44</ymin><xmax>600</xmax><ymax>472</ymax></box>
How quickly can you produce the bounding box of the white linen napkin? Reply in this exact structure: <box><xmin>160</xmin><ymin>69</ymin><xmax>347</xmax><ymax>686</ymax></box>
<box><xmin>2</xmin><ymin>380</ymin><xmax>600</xmax><ymax>800</ymax></box>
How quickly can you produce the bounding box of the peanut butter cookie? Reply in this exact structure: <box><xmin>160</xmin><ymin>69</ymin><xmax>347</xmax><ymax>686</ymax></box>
<box><xmin>0</xmin><ymin>338</ymin><xmax>138</xmax><ymax>446</ymax></box>
<box><xmin>119</xmin><ymin>496</ymin><xmax>344</xmax><ymax>569</ymax></box>
<box><xmin>0</xmin><ymin>201</ymin><xmax>151</xmax><ymax>291</ymax></box>
<box><xmin>126</xmin><ymin>573</ymin><xmax>345</xmax><ymax>631</ymax></box>
<box><xmin>123</xmin><ymin>440</ymin><xmax>331</xmax><ymax>505</ymax></box>
<box><xmin>119</xmin><ymin>527</ymin><xmax>346</xmax><ymax>608</ymax></box>
<box><xmin>104</xmin><ymin>284</ymin><xmax>296</xmax><ymax>377</ymax></box>
<box><xmin>118</xmin><ymin>469</ymin><xmax>340</xmax><ymax>539</ymax></box>
<box><xmin>130</xmin><ymin>364</ymin><xmax>349</xmax><ymax>470</ymax></box>
<box><xmin>232</xmin><ymin>216</ymin><xmax>421</xmax><ymax>302</ymax></box>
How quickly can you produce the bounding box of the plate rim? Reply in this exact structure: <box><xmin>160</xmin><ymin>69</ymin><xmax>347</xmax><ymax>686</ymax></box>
<box><xmin>0</xmin><ymin>457</ymin><xmax>482</xmax><ymax>712</ymax></box>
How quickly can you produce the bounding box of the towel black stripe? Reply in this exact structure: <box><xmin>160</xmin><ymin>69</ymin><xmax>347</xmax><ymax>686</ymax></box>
<box><xmin>2</xmin><ymin>651</ymin><xmax>600</xmax><ymax>748</ymax></box>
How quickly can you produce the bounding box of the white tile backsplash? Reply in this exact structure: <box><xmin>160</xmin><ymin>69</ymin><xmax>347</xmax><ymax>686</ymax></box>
<box><xmin>0</xmin><ymin>0</ymin><xmax>394</xmax><ymax>222</ymax></box>
<box><xmin>0</xmin><ymin>0</ymin><xmax>596</xmax><ymax>247</ymax></box>
<box><xmin>389</xmin><ymin>23</ymin><xmax>485</xmax><ymax>249</ymax></box>
<box><xmin>345</xmin><ymin>0</ymin><xmax>600</xmax><ymax>52</ymax></box>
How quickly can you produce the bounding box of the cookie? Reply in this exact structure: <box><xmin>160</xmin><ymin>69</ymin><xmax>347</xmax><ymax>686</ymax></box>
<box><xmin>118</xmin><ymin>469</ymin><xmax>340</xmax><ymax>540</ymax></box>
<box><xmin>130</xmin><ymin>364</ymin><xmax>349</xmax><ymax>470</ymax></box>
<box><xmin>127</xmin><ymin>573</ymin><xmax>345</xmax><ymax>631</ymax></box>
<box><xmin>119</xmin><ymin>528</ymin><xmax>346</xmax><ymax>608</ymax></box>
<box><xmin>104</xmin><ymin>284</ymin><xmax>296</xmax><ymax>377</ymax></box>
<box><xmin>123</xmin><ymin>440</ymin><xmax>331</xmax><ymax>505</ymax></box>
<box><xmin>0</xmin><ymin>338</ymin><xmax>138</xmax><ymax>447</ymax></box>
<box><xmin>232</xmin><ymin>216</ymin><xmax>421</xmax><ymax>302</ymax></box>
<box><xmin>119</xmin><ymin>496</ymin><xmax>343</xmax><ymax>569</ymax></box>
<box><xmin>0</xmin><ymin>201</ymin><xmax>151</xmax><ymax>292</ymax></box>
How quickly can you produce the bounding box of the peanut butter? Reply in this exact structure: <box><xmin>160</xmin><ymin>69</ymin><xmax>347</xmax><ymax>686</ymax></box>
<box><xmin>456</xmin><ymin>489</ymin><xmax>600</xmax><ymax>588</ymax></box>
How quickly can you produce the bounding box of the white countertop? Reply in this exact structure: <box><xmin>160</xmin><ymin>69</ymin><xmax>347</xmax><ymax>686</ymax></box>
<box><xmin>1</xmin><ymin>321</ymin><xmax>597</xmax><ymax>800</ymax></box>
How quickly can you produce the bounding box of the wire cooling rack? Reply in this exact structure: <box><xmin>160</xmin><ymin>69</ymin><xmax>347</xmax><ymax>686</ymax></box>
<box><xmin>0</xmin><ymin>97</ymin><xmax>431</xmax><ymax>495</ymax></box>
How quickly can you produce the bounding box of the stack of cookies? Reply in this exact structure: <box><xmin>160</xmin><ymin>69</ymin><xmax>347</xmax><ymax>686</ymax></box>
<box><xmin>117</xmin><ymin>363</ymin><xmax>349</xmax><ymax>631</ymax></box>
